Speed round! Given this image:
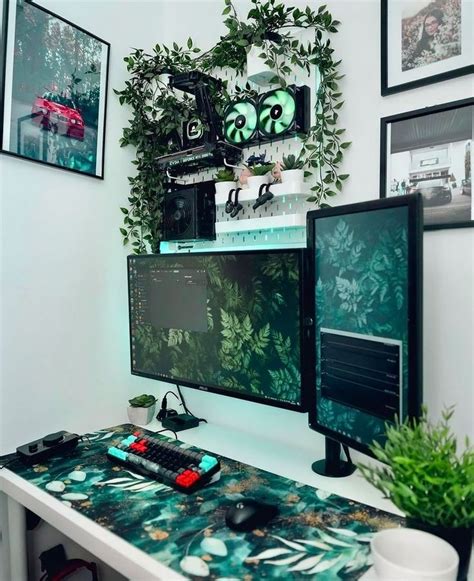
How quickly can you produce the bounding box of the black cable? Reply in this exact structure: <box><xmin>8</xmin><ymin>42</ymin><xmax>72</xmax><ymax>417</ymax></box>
<box><xmin>176</xmin><ymin>384</ymin><xmax>190</xmax><ymax>415</ymax></box>
<box><xmin>176</xmin><ymin>384</ymin><xmax>208</xmax><ymax>424</ymax></box>
<box><xmin>156</xmin><ymin>428</ymin><xmax>178</xmax><ymax>439</ymax></box>
<box><xmin>163</xmin><ymin>390</ymin><xmax>181</xmax><ymax>404</ymax></box>
<box><xmin>79</xmin><ymin>435</ymin><xmax>91</xmax><ymax>446</ymax></box>
<box><xmin>0</xmin><ymin>457</ymin><xmax>17</xmax><ymax>470</ymax></box>
<box><xmin>343</xmin><ymin>444</ymin><xmax>353</xmax><ymax>465</ymax></box>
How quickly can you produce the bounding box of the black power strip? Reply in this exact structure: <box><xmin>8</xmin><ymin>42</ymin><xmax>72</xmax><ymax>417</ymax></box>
<box><xmin>161</xmin><ymin>414</ymin><xmax>200</xmax><ymax>432</ymax></box>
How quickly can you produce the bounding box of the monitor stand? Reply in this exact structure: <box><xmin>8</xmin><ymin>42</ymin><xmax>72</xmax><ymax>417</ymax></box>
<box><xmin>311</xmin><ymin>437</ymin><xmax>356</xmax><ymax>478</ymax></box>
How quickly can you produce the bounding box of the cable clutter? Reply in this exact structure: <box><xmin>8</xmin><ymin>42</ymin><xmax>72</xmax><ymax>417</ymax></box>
<box><xmin>157</xmin><ymin>385</ymin><xmax>207</xmax><ymax>433</ymax></box>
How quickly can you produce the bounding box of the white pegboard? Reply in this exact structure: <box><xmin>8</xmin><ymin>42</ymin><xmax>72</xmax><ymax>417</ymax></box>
<box><xmin>166</xmin><ymin>47</ymin><xmax>318</xmax><ymax>254</ymax></box>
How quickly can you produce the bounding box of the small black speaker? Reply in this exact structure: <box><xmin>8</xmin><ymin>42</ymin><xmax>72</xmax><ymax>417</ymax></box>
<box><xmin>163</xmin><ymin>182</ymin><xmax>216</xmax><ymax>242</ymax></box>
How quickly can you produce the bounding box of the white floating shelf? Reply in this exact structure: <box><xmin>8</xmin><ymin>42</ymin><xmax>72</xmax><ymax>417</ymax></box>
<box><xmin>215</xmin><ymin>213</ymin><xmax>307</xmax><ymax>234</ymax></box>
<box><xmin>215</xmin><ymin>182</ymin><xmax>310</xmax><ymax>206</ymax></box>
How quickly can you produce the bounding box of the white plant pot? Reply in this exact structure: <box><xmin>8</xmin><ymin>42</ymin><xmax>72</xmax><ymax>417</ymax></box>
<box><xmin>127</xmin><ymin>404</ymin><xmax>156</xmax><ymax>426</ymax></box>
<box><xmin>246</xmin><ymin>45</ymin><xmax>276</xmax><ymax>87</ymax></box>
<box><xmin>215</xmin><ymin>181</ymin><xmax>236</xmax><ymax>196</ymax></box>
<box><xmin>281</xmin><ymin>169</ymin><xmax>304</xmax><ymax>184</ymax></box>
<box><xmin>247</xmin><ymin>174</ymin><xmax>270</xmax><ymax>189</ymax></box>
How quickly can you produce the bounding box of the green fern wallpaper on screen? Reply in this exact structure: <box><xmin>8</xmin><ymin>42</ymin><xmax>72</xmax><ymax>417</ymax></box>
<box><xmin>129</xmin><ymin>252</ymin><xmax>301</xmax><ymax>406</ymax></box>
<box><xmin>314</xmin><ymin>207</ymin><xmax>409</xmax><ymax>446</ymax></box>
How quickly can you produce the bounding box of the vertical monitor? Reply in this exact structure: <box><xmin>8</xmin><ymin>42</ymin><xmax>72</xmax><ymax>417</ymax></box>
<box><xmin>128</xmin><ymin>250</ymin><xmax>305</xmax><ymax>411</ymax></box>
<box><xmin>306</xmin><ymin>194</ymin><xmax>423</xmax><ymax>457</ymax></box>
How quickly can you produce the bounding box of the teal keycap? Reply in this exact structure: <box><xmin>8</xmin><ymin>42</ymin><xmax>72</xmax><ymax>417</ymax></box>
<box><xmin>199</xmin><ymin>455</ymin><xmax>218</xmax><ymax>472</ymax></box>
<box><xmin>202</xmin><ymin>455</ymin><xmax>218</xmax><ymax>468</ymax></box>
<box><xmin>108</xmin><ymin>446</ymin><xmax>128</xmax><ymax>461</ymax></box>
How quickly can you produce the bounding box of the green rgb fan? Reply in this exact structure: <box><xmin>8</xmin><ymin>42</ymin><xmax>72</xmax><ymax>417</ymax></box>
<box><xmin>223</xmin><ymin>100</ymin><xmax>258</xmax><ymax>145</ymax></box>
<box><xmin>258</xmin><ymin>89</ymin><xmax>296</xmax><ymax>137</ymax></box>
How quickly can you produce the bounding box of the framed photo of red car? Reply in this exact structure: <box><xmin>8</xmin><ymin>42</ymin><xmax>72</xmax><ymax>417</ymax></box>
<box><xmin>1</xmin><ymin>0</ymin><xmax>109</xmax><ymax>178</ymax></box>
<box><xmin>380</xmin><ymin>98</ymin><xmax>473</xmax><ymax>231</ymax></box>
<box><xmin>381</xmin><ymin>0</ymin><xmax>474</xmax><ymax>95</ymax></box>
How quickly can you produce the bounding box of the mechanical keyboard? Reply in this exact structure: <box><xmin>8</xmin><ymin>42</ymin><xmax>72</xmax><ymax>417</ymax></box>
<box><xmin>107</xmin><ymin>432</ymin><xmax>221</xmax><ymax>493</ymax></box>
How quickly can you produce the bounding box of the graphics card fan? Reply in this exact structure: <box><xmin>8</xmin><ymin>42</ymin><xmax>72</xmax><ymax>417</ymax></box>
<box><xmin>223</xmin><ymin>100</ymin><xmax>258</xmax><ymax>145</ymax></box>
<box><xmin>258</xmin><ymin>89</ymin><xmax>296</xmax><ymax>137</ymax></box>
<box><xmin>165</xmin><ymin>196</ymin><xmax>192</xmax><ymax>236</ymax></box>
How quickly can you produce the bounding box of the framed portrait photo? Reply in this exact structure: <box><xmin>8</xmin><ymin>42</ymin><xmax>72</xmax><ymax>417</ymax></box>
<box><xmin>1</xmin><ymin>0</ymin><xmax>110</xmax><ymax>178</ymax></box>
<box><xmin>381</xmin><ymin>0</ymin><xmax>474</xmax><ymax>95</ymax></box>
<box><xmin>380</xmin><ymin>98</ymin><xmax>473</xmax><ymax>231</ymax></box>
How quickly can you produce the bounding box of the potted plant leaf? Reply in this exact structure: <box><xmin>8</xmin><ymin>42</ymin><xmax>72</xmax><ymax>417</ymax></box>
<box><xmin>213</xmin><ymin>167</ymin><xmax>236</xmax><ymax>196</ymax></box>
<box><xmin>127</xmin><ymin>394</ymin><xmax>157</xmax><ymax>425</ymax></box>
<box><xmin>358</xmin><ymin>407</ymin><xmax>474</xmax><ymax>581</ymax></box>
<box><xmin>247</xmin><ymin>162</ymin><xmax>274</xmax><ymax>189</ymax></box>
<box><xmin>281</xmin><ymin>153</ymin><xmax>305</xmax><ymax>185</ymax></box>
<box><xmin>243</xmin><ymin>153</ymin><xmax>273</xmax><ymax>189</ymax></box>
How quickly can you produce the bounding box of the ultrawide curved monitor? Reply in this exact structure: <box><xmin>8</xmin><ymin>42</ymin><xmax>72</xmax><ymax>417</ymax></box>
<box><xmin>306</xmin><ymin>194</ymin><xmax>423</xmax><ymax>457</ymax></box>
<box><xmin>128</xmin><ymin>250</ymin><xmax>306</xmax><ymax>411</ymax></box>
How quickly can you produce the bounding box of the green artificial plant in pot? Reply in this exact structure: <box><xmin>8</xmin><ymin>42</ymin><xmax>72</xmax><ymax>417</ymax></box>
<box><xmin>246</xmin><ymin>162</ymin><xmax>274</xmax><ymax>189</ymax></box>
<box><xmin>213</xmin><ymin>167</ymin><xmax>236</xmax><ymax>197</ymax></box>
<box><xmin>214</xmin><ymin>167</ymin><xmax>235</xmax><ymax>183</ymax></box>
<box><xmin>359</xmin><ymin>407</ymin><xmax>474</xmax><ymax>581</ymax></box>
<box><xmin>281</xmin><ymin>153</ymin><xmax>305</xmax><ymax>185</ymax></box>
<box><xmin>127</xmin><ymin>394</ymin><xmax>157</xmax><ymax>426</ymax></box>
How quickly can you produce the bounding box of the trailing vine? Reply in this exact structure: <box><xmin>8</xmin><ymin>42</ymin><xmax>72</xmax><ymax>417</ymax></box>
<box><xmin>116</xmin><ymin>0</ymin><xmax>349</xmax><ymax>253</ymax></box>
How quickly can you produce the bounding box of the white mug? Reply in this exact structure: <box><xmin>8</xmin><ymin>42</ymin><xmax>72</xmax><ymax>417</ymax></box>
<box><xmin>371</xmin><ymin>528</ymin><xmax>459</xmax><ymax>581</ymax></box>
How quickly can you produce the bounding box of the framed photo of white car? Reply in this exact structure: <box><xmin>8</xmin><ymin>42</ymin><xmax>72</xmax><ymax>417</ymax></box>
<box><xmin>1</xmin><ymin>0</ymin><xmax>109</xmax><ymax>178</ymax></box>
<box><xmin>381</xmin><ymin>0</ymin><xmax>474</xmax><ymax>95</ymax></box>
<box><xmin>380</xmin><ymin>99</ymin><xmax>473</xmax><ymax>231</ymax></box>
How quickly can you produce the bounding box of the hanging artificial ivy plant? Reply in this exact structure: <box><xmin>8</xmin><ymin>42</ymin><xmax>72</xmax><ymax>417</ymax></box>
<box><xmin>116</xmin><ymin>0</ymin><xmax>350</xmax><ymax>253</ymax></box>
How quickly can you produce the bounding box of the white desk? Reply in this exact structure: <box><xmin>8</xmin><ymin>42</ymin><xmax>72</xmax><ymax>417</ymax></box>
<box><xmin>0</xmin><ymin>420</ymin><xmax>400</xmax><ymax>581</ymax></box>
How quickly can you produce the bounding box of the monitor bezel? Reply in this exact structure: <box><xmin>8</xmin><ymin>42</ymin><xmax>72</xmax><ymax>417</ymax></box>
<box><xmin>305</xmin><ymin>194</ymin><xmax>423</xmax><ymax>457</ymax></box>
<box><xmin>127</xmin><ymin>248</ymin><xmax>309</xmax><ymax>413</ymax></box>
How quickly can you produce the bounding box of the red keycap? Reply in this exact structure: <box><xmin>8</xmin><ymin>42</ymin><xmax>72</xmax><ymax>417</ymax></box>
<box><xmin>176</xmin><ymin>473</ymin><xmax>193</xmax><ymax>487</ymax></box>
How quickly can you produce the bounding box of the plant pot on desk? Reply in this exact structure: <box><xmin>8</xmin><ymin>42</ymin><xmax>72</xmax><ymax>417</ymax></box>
<box><xmin>127</xmin><ymin>404</ymin><xmax>156</xmax><ymax>426</ymax></box>
<box><xmin>406</xmin><ymin>518</ymin><xmax>473</xmax><ymax>581</ymax></box>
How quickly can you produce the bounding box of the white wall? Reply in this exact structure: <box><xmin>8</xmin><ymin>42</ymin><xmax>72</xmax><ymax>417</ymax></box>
<box><xmin>0</xmin><ymin>1</ymin><xmax>171</xmax><ymax>454</ymax></box>
<box><xmin>1</xmin><ymin>0</ymin><xmax>473</xmax><ymax>462</ymax></box>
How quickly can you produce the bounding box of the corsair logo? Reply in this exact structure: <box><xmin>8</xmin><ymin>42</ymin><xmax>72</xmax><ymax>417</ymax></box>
<box><xmin>187</xmin><ymin>119</ymin><xmax>203</xmax><ymax>140</ymax></box>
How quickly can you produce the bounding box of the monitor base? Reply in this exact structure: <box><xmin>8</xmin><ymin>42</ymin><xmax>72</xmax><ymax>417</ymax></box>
<box><xmin>311</xmin><ymin>438</ymin><xmax>356</xmax><ymax>478</ymax></box>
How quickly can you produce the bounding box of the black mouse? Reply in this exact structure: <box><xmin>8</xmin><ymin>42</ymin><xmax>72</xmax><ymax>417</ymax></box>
<box><xmin>225</xmin><ymin>498</ymin><xmax>279</xmax><ymax>532</ymax></box>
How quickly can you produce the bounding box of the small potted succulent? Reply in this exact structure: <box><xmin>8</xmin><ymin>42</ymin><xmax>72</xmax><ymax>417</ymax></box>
<box><xmin>281</xmin><ymin>153</ymin><xmax>305</xmax><ymax>185</ymax></box>
<box><xmin>127</xmin><ymin>394</ymin><xmax>157</xmax><ymax>425</ymax></box>
<box><xmin>243</xmin><ymin>153</ymin><xmax>273</xmax><ymax>189</ymax></box>
<box><xmin>213</xmin><ymin>167</ymin><xmax>236</xmax><ymax>196</ymax></box>
<box><xmin>358</xmin><ymin>407</ymin><xmax>474</xmax><ymax>581</ymax></box>
<box><xmin>247</xmin><ymin>163</ymin><xmax>274</xmax><ymax>188</ymax></box>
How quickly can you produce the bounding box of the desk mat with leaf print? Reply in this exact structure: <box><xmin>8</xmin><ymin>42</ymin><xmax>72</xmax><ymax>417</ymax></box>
<box><xmin>1</xmin><ymin>424</ymin><xmax>403</xmax><ymax>579</ymax></box>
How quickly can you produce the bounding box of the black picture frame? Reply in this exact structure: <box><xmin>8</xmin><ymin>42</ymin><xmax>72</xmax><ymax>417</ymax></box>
<box><xmin>1</xmin><ymin>0</ymin><xmax>110</xmax><ymax>178</ymax></box>
<box><xmin>381</xmin><ymin>0</ymin><xmax>474</xmax><ymax>95</ymax></box>
<box><xmin>380</xmin><ymin>98</ymin><xmax>474</xmax><ymax>231</ymax></box>
<box><xmin>0</xmin><ymin>0</ymin><xmax>8</xmax><ymax>145</ymax></box>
